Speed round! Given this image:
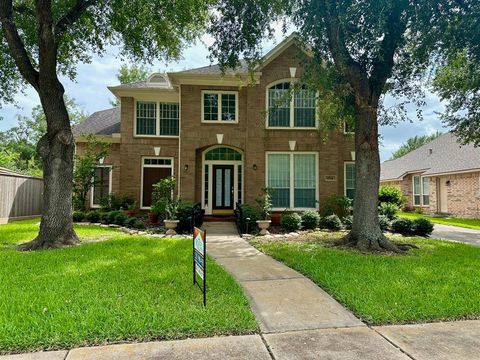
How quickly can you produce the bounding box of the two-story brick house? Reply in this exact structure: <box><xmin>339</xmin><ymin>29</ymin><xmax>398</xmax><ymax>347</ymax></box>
<box><xmin>73</xmin><ymin>34</ymin><xmax>356</xmax><ymax>216</ymax></box>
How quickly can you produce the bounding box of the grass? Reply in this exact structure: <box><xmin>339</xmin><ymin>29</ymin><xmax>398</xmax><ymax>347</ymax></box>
<box><xmin>0</xmin><ymin>219</ymin><xmax>257</xmax><ymax>354</ymax></box>
<box><xmin>252</xmin><ymin>232</ymin><xmax>480</xmax><ymax>325</ymax></box>
<box><xmin>399</xmin><ymin>211</ymin><xmax>480</xmax><ymax>230</ymax></box>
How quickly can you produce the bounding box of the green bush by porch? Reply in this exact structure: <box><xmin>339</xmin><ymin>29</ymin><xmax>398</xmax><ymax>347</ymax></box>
<box><xmin>0</xmin><ymin>220</ymin><xmax>257</xmax><ymax>354</ymax></box>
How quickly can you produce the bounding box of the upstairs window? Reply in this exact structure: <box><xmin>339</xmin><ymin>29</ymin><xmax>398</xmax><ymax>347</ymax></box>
<box><xmin>267</xmin><ymin>81</ymin><xmax>316</xmax><ymax>128</ymax></box>
<box><xmin>135</xmin><ymin>101</ymin><xmax>179</xmax><ymax>136</ymax></box>
<box><xmin>202</xmin><ymin>91</ymin><xmax>238</xmax><ymax>123</ymax></box>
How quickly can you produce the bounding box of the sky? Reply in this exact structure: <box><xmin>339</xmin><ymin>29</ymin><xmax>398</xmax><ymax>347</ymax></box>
<box><xmin>0</xmin><ymin>32</ymin><xmax>448</xmax><ymax>161</ymax></box>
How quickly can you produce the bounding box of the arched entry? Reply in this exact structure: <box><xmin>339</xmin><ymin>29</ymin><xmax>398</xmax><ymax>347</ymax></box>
<box><xmin>202</xmin><ymin>146</ymin><xmax>243</xmax><ymax>215</ymax></box>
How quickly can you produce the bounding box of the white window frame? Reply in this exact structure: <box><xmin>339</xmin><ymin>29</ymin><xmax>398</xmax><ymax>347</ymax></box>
<box><xmin>265</xmin><ymin>151</ymin><xmax>319</xmax><ymax>211</ymax></box>
<box><xmin>134</xmin><ymin>100</ymin><xmax>180</xmax><ymax>138</ymax></box>
<box><xmin>140</xmin><ymin>156</ymin><xmax>174</xmax><ymax>209</ymax></box>
<box><xmin>201</xmin><ymin>90</ymin><xmax>239</xmax><ymax>123</ymax></box>
<box><xmin>344</xmin><ymin>161</ymin><xmax>355</xmax><ymax>199</ymax></box>
<box><xmin>422</xmin><ymin>176</ymin><xmax>430</xmax><ymax>206</ymax></box>
<box><xmin>413</xmin><ymin>175</ymin><xmax>430</xmax><ymax>207</ymax></box>
<box><xmin>90</xmin><ymin>165</ymin><xmax>113</xmax><ymax>208</ymax></box>
<box><xmin>265</xmin><ymin>79</ymin><xmax>319</xmax><ymax>130</ymax></box>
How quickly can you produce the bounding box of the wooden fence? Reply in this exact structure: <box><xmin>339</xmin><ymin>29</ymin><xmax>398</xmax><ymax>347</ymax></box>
<box><xmin>0</xmin><ymin>168</ymin><xmax>43</xmax><ymax>224</ymax></box>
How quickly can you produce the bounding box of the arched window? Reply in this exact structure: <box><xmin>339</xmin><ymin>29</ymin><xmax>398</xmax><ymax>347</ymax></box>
<box><xmin>267</xmin><ymin>81</ymin><xmax>316</xmax><ymax>128</ymax></box>
<box><xmin>204</xmin><ymin>147</ymin><xmax>242</xmax><ymax>161</ymax></box>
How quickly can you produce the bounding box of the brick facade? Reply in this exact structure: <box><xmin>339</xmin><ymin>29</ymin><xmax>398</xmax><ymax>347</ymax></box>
<box><xmin>381</xmin><ymin>171</ymin><xmax>480</xmax><ymax>218</ymax></box>
<box><xmin>76</xmin><ymin>41</ymin><xmax>355</xmax><ymax>213</ymax></box>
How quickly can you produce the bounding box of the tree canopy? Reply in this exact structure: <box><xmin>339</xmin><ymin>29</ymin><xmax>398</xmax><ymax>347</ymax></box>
<box><xmin>207</xmin><ymin>0</ymin><xmax>472</xmax><ymax>252</ymax></box>
<box><xmin>110</xmin><ymin>64</ymin><xmax>151</xmax><ymax>106</ymax></box>
<box><xmin>390</xmin><ymin>132</ymin><xmax>443</xmax><ymax>160</ymax></box>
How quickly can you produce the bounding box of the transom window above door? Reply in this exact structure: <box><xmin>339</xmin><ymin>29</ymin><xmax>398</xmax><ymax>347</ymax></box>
<box><xmin>267</xmin><ymin>81</ymin><xmax>317</xmax><ymax>129</ymax></box>
<box><xmin>135</xmin><ymin>101</ymin><xmax>179</xmax><ymax>137</ymax></box>
<box><xmin>202</xmin><ymin>90</ymin><xmax>238</xmax><ymax>123</ymax></box>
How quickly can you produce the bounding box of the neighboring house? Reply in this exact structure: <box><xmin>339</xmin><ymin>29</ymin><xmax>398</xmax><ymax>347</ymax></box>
<box><xmin>73</xmin><ymin>34</ymin><xmax>355</xmax><ymax>216</ymax></box>
<box><xmin>381</xmin><ymin>133</ymin><xmax>480</xmax><ymax>218</ymax></box>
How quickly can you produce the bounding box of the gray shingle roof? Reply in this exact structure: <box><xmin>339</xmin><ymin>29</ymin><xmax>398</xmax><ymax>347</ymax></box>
<box><xmin>73</xmin><ymin>107</ymin><xmax>120</xmax><ymax>136</ymax></box>
<box><xmin>175</xmin><ymin>59</ymin><xmax>249</xmax><ymax>75</ymax></box>
<box><xmin>381</xmin><ymin>133</ymin><xmax>480</xmax><ymax>181</ymax></box>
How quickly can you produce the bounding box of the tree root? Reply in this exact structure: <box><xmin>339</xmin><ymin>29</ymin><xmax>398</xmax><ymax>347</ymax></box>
<box><xmin>18</xmin><ymin>233</ymin><xmax>80</xmax><ymax>251</ymax></box>
<box><xmin>335</xmin><ymin>232</ymin><xmax>417</xmax><ymax>254</ymax></box>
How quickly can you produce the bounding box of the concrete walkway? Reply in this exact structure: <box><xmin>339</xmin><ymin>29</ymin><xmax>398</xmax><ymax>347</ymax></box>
<box><xmin>431</xmin><ymin>223</ymin><xmax>480</xmax><ymax>246</ymax></box>
<box><xmin>2</xmin><ymin>222</ymin><xmax>480</xmax><ymax>360</ymax></box>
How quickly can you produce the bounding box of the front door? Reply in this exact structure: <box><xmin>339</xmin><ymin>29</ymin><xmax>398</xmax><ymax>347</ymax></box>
<box><xmin>213</xmin><ymin>165</ymin><xmax>234</xmax><ymax>210</ymax></box>
<box><xmin>439</xmin><ymin>177</ymin><xmax>448</xmax><ymax>213</ymax></box>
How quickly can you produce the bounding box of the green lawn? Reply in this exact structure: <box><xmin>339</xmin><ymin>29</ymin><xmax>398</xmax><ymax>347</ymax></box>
<box><xmin>0</xmin><ymin>219</ymin><xmax>257</xmax><ymax>354</ymax></box>
<box><xmin>253</xmin><ymin>232</ymin><xmax>480</xmax><ymax>325</ymax></box>
<box><xmin>399</xmin><ymin>211</ymin><xmax>480</xmax><ymax>230</ymax></box>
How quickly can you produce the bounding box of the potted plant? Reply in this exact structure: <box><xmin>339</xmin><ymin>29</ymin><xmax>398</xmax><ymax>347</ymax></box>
<box><xmin>164</xmin><ymin>199</ymin><xmax>180</xmax><ymax>235</ymax></box>
<box><xmin>124</xmin><ymin>201</ymin><xmax>136</xmax><ymax>217</ymax></box>
<box><xmin>256</xmin><ymin>187</ymin><xmax>273</xmax><ymax>235</ymax></box>
<box><xmin>148</xmin><ymin>201</ymin><xmax>161</xmax><ymax>224</ymax></box>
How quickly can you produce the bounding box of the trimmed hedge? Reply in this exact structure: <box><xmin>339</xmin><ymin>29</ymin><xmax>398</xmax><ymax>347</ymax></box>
<box><xmin>85</xmin><ymin>210</ymin><xmax>101</xmax><ymax>223</ymax></box>
<box><xmin>281</xmin><ymin>212</ymin><xmax>302</xmax><ymax>232</ymax></box>
<box><xmin>301</xmin><ymin>210</ymin><xmax>320</xmax><ymax>230</ymax></box>
<box><xmin>235</xmin><ymin>203</ymin><xmax>260</xmax><ymax>234</ymax></box>
<box><xmin>319</xmin><ymin>214</ymin><xmax>343</xmax><ymax>231</ymax></box>
<box><xmin>413</xmin><ymin>218</ymin><xmax>434</xmax><ymax>236</ymax></box>
<box><xmin>73</xmin><ymin>211</ymin><xmax>85</xmax><ymax>222</ymax></box>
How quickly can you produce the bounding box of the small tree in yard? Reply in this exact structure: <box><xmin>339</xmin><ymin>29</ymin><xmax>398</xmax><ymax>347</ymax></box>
<box><xmin>0</xmin><ymin>0</ymin><xmax>213</xmax><ymax>250</ymax></box>
<box><xmin>73</xmin><ymin>136</ymin><xmax>110</xmax><ymax>211</ymax></box>
<box><xmin>208</xmin><ymin>0</ymin><xmax>467</xmax><ymax>251</ymax></box>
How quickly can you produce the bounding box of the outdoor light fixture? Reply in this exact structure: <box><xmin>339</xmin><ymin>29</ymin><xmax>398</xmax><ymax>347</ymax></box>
<box><xmin>184</xmin><ymin>164</ymin><xmax>189</xmax><ymax>171</ymax></box>
<box><xmin>99</xmin><ymin>157</ymin><xmax>105</xmax><ymax>164</ymax></box>
<box><xmin>253</xmin><ymin>164</ymin><xmax>258</xmax><ymax>170</ymax></box>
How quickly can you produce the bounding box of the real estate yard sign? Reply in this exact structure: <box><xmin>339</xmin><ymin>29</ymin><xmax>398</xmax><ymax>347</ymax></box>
<box><xmin>193</xmin><ymin>227</ymin><xmax>206</xmax><ymax>306</ymax></box>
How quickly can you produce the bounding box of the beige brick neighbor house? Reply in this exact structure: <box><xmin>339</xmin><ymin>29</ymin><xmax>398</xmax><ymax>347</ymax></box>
<box><xmin>381</xmin><ymin>133</ymin><xmax>480</xmax><ymax>218</ymax></box>
<box><xmin>73</xmin><ymin>34</ymin><xmax>355</xmax><ymax>216</ymax></box>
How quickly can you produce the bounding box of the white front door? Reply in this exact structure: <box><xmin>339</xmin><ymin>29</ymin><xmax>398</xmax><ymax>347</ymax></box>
<box><xmin>439</xmin><ymin>177</ymin><xmax>448</xmax><ymax>213</ymax></box>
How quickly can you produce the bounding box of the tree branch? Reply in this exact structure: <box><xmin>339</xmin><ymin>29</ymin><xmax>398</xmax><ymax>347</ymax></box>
<box><xmin>321</xmin><ymin>0</ymin><xmax>370</xmax><ymax>99</ymax></box>
<box><xmin>369</xmin><ymin>1</ymin><xmax>408</xmax><ymax>100</ymax></box>
<box><xmin>0</xmin><ymin>0</ymin><xmax>39</xmax><ymax>89</ymax></box>
<box><xmin>55</xmin><ymin>0</ymin><xmax>97</xmax><ymax>38</ymax></box>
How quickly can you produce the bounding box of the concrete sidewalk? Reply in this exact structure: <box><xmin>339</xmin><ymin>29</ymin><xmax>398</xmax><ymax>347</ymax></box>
<box><xmin>2</xmin><ymin>222</ymin><xmax>480</xmax><ymax>360</ymax></box>
<box><xmin>431</xmin><ymin>223</ymin><xmax>480</xmax><ymax>246</ymax></box>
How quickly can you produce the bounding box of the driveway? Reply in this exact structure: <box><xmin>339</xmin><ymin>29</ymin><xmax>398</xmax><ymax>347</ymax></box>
<box><xmin>431</xmin><ymin>223</ymin><xmax>480</xmax><ymax>246</ymax></box>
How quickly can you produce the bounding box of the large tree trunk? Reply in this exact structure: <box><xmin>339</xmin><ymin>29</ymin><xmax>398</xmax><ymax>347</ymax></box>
<box><xmin>344</xmin><ymin>102</ymin><xmax>400</xmax><ymax>252</ymax></box>
<box><xmin>19</xmin><ymin>82</ymin><xmax>79</xmax><ymax>251</ymax></box>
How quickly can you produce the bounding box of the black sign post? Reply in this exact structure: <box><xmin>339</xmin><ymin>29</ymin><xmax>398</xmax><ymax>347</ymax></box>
<box><xmin>193</xmin><ymin>227</ymin><xmax>206</xmax><ymax>306</ymax></box>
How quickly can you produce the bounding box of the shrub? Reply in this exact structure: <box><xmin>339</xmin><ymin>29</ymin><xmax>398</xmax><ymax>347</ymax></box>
<box><xmin>413</xmin><ymin>218</ymin><xmax>434</xmax><ymax>236</ymax></box>
<box><xmin>255</xmin><ymin>187</ymin><xmax>273</xmax><ymax>220</ymax></box>
<box><xmin>105</xmin><ymin>210</ymin><xmax>122</xmax><ymax>224</ymax></box>
<box><xmin>100</xmin><ymin>193</ymin><xmax>135</xmax><ymax>212</ymax></box>
<box><xmin>319</xmin><ymin>214</ymin><xmax>343</xmax><ymax>231</ymax></box>
<box><xmin>319</xmin><ymin>195</ymin><xmax>352</xmax><ymax>218</ymax></box>
<box><xmin>85</xmin><ymin>210</ymin><xmax>101</xmax><ymax>223</ymax></box>
<box><xmin>403</xmin><ymin>205</ymin><xmax>414</xmax><ymax>212</ymax></box>
<box><xmin>379</xmin><ymin>186</ymin><xmax>406</xmax><ymax>207</ymax></box>
<box><xmin>176</xmin><ymin>202</ymin><xmax>204</xmax><ymax>233</ymax></box>
<box><xmin>378</xmin><ymin>202</ymin><xmax>399</xmax><ymax>220</ymax></box>
<box><xmin>342</xmin><ymin>215</ymin><xmax>353</xmax><ymax>230</ymax></box>
<box><xmin>113</xmin><ymin>212</ymin><xmax>128</xmax><ymax>226</ymax></box>
<box><xmin>73</xmin><ymin>211</ymin><xmax>85</xmax><ymax>222</ymax></box>
<box><xmin>391</xmin><ymin>218</ymin><xmax>414</xmax><ymax>235</ymax></box>
<box><xmin>301</xmin><ymin>210</ymin><xmax>320</xmax><ymax>230</ymax></box>
<box><xmin>281</xmin><ymin>212</ymin><xmax>302</xmax><ymax>232</ymax></box>
<box><xmin>414</xmin><ymin>207</ymin><xmax>424</xmax><ymax>214</ymax></box>
<box><xmin>234</xmin><ymin>203</ymin><xmax>260</xmax><ymax>234</ymax></box>
<box><xmin>125</xmin><ymin>217</ymin><xmax>147</xmax><ymax>230</ymax></box>
<box><xmin>378</xmin><ymin>215</ymin><xmax>391</xmax><ymax>232</ymax></box>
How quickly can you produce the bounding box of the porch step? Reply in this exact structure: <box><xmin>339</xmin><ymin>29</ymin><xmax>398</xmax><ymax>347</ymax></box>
<box><xmin>203</xmin><ymin>215</ymin><xmax>236</xmax><ymax>222</ymax></box>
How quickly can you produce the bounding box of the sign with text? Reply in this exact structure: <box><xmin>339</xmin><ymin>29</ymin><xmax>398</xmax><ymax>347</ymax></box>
<box><xmin>193</xmin><ymin>227</ymin><xmax>206</xmax><ymax>306</ymax></box>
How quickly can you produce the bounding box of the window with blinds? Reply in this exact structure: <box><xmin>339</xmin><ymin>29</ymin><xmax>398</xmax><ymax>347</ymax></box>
<box><xmin>267</xmin><ymin>153</ymin><xmax>317</xmax><ymax>209</ymax></box>
<box><xmin>345</xmin><ymin>162</ymin><xmax>355</xmax><ymax>200</ymax></box>
<box><xmin>135</xmin><ymin>101</ymin><xmax>179</xmax><ymax>136</ymax></box>
<box><xmin>267</xmin><ymin>81</ymin><xmax>317</xmax><ymax>128</ymax></box>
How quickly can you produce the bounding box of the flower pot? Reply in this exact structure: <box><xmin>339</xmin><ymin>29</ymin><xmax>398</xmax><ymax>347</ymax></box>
<box><xmin>270</xmin><ymin>213</ymin><xmax>281</xmax><ymax>226</ymax></box>
<box><xmin>148</xmin><ymin>213</ymin><xmax>159</xmax><ymax>224</ymax></box>
<box><xmin>256</xmin><ymin>220</ymin><xmax>271</xmax><ymax>235</ymax></box>
<box><xmin>164</xmin><ymin>220</ymin><xmax>179</xmax><ymax>235</ymax></box>
<box><xmin>125</xmin><ymin>209</ymin><xmax>136</xmax><ymax>217</ymax></box>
